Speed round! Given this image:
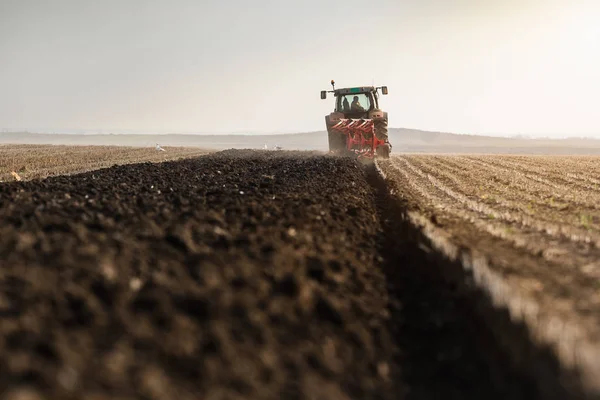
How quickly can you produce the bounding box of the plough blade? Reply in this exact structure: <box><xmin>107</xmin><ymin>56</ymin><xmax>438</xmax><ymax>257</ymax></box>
<box><xmin>330</xmin><ymin>119</ymin><xmax>387</xmax><ymax>159</ymax></box>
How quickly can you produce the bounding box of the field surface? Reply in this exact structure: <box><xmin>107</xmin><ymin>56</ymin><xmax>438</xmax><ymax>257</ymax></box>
<box><xmin>0</xmin><ymin>145</ymin><xmax>210</xmax><ymax>182</ymax></box>
<box><xmin>378</xmin><ymin>154</ymin><xmax>600</xmax><ymax>396</ymax></box>
<box><xmin>0</xmin><ymin>149</ymin><xmax>598</xmax><ymax>399</ymax></box>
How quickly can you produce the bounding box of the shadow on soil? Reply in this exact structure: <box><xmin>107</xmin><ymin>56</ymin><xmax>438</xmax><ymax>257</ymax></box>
<box><xmin>365</xmin><ymin>162</ymin><xmax>593</xmax><ymax>400</ymax></box>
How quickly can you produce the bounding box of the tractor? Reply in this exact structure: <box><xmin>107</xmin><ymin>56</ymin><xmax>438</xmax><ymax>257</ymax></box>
<box><xmin>321</xmin><ymin>80</ymin><xmax>391</xmax><ymax>159</ymax></box>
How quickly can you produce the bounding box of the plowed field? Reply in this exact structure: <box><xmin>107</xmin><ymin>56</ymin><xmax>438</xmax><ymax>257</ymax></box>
<box><xmin>0</xmin><ymin>149</ymin><xmax>597</xmax><ymax>399</ymax></box>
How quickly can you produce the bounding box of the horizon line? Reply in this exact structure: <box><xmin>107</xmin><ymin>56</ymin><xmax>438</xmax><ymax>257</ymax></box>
<box><xmin>1</xmin><ymin>129</ymin><xmax>599</xmax><ymax>141</ymax></box>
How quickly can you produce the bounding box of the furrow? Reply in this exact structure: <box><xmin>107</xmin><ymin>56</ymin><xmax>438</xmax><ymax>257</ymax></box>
<box><xmin>407</xmin><ymin>156</ymin><xmax>600</xmax><ymax>233</ymax></box>
<box><xmin>391</xmin><ymin>156</ymin><xmax>600</xmax><ymax>283</ymax></box>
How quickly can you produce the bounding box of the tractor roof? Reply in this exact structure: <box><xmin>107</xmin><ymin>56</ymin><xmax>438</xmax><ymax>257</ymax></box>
<box><xmin>334</xmin><ymin>86</ymin><xmax>375</xmax><ymax>96</ymax></box>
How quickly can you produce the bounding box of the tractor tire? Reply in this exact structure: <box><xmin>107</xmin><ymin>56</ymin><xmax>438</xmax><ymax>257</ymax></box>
<box><xmin>326</xmin><ymin>116</ymin><xmax>346</xmax><ymax>154</ymax></box>
<box><xmin>374</xmin><ymin>118</ymin><xmax>388</xmax><ymax>142</ymax></box>
<box><xmin>374</xmin><ymin>116</ymin><xmax>391</xmax><ymax>159</ymax></box>
<box><xmin>328</xmin><ymin>130</ymin><xmax>346</xmax><ymax>154</ymax></box>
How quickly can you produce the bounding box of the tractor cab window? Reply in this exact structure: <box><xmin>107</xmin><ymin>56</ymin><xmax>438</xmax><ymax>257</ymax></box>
<box><xmin>337</xmin><ymin>93</ymin><xmax>372</xmax><ymax>113</ymax></box>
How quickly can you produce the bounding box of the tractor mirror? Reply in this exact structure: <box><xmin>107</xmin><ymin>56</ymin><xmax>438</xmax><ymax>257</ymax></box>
<box><xmin>381</xmin><ymin>86</ymin><xmax>388</xmax><ymax>95</ymax></box>
<box><xmin>320</xmin><ymin>91</ymin><xmax>327</xmax><ymax>99</ymax></box>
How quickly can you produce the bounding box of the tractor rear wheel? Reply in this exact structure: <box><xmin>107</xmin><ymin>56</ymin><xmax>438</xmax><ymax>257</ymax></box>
<box><xmin>328</xmin><ymin>130</ymin><xmax>346</xmax><ymax>153</ymax></box>
<box><xmin>374</xmin><ymin>118</ymin><xmax>388</xmax><ymax>142</ymax></box>
<box><xmin>326</xmin><ymin>116</ymin><xmax>347</xmax><ymax>154</ymax></box>
<box><xmin>374</xmin><ymin>117</ymin><xmax>390</xmax><ymax>158</ymax></box>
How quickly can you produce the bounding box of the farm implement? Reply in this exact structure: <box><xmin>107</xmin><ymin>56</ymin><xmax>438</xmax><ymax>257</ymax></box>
<box><xmin>321</xmin><ymin>80</ymin><xmax>392</xmax><ymax>159</ymax></box>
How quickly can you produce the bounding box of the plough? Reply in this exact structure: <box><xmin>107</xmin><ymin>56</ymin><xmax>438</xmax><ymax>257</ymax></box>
<box><xmin>329</xmin><ymin>119</ymin><xmax>388</xmax><ymax>159</ymax></box>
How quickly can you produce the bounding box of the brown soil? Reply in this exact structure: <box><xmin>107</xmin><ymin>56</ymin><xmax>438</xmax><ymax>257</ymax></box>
<box><xmin>0</xmin><ymin>150</ymin><xmax>542</xmax><ymax>399</ymax></box>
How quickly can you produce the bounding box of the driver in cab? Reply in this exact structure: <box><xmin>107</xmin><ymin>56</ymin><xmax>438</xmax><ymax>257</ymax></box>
<box><xmin>350</xmin><ymin>96</ymin><xmax>365</xmax><ymax>111</ymax></box>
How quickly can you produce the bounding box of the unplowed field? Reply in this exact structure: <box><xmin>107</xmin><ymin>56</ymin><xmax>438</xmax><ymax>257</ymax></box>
<box><xmin>0</xmin><ymin>145</ymin><xmax>210</xmax><ymax>182</ymax></box>
<box><xmin>378</xmin><ymin>154</ymin><xmax>600</xmax><ymax>398</ymax></box>
<box><xmin>0</xmin><ymin>149</ymin><xmax>596</xmax><ymax>399</ymax></box>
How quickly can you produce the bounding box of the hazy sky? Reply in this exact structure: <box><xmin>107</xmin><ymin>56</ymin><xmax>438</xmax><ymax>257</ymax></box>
<box><xmin>1</xmin><ymin>0</ymin><xmax>599</xmax><ymax>137</ymax></box>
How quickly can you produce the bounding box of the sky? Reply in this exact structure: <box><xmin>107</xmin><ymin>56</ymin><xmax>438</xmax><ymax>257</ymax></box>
<box><xmin>1</xmin><ymin>0</ymin><xmax>599</xmax><ymax>138</ymax></box>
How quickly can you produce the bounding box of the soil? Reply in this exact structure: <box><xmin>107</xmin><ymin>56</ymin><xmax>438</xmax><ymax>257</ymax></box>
<box><xmin>0</xmin><ymin>150</ymin><xmax>541</xmax><ymax>399</ymax></box>
<box><xmin>379</xmin><ymin>155</ymin><xmax>600</xmax><ymax>338</ymax></box>
<box><xmin>379</xmin><ymin>155</ymin><xmax>600</xmax><ymax>399</ymax></box>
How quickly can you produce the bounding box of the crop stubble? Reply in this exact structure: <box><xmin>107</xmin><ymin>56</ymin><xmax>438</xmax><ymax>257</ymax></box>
<box><xmin>378</xmin><ymin>154</ymin><xmax>600</xmax><ymax>396</ymax></box>
<box><xmin>0</xmin><ymin>144</ymin><xmax>211</xmax><ymax>182</ymax></box>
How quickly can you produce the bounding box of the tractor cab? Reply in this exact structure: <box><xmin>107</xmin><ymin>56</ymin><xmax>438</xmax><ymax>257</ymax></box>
<box><xmin>321</xmin><ymin>85</ymin><xmax>388</xmax><ymax>119</ymax></box>
<box><xmin>335</xmin><ymin>89</ymin><xmax>375</xmax><ymax>119</ymax></box>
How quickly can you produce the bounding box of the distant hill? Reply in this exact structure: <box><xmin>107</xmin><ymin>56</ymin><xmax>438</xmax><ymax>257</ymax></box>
<box><xmin>0</xmin><ymin>131</ymin><xmax>322</xmax><ymax>150</ymax></box>
<box><xmin>2</xmin><ymin>129</ymin><xmax>600</xmax><ymax>155</ymax></box>
<box><xmin>387</xmin><ymin>128</ymin><xmax>600</xmax><ymax>154</ymax></box>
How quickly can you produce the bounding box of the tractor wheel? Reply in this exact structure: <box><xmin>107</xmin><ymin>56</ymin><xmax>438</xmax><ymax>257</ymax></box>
<box><xmin>328</xmin><ymin>130</ymin><xmax>346</xmax><ymax>154</ymax></box>
<box><xmin>374</xmin><ymin>117</ymin><xmax>391</xmax><ymax>158</ymax></box>
<box><xmin>374</xmin><ymin>118</ymin><xmax>388</xmax><ymax>142</ymax></box>
<box><xmin>326</xmin><ymin>116</ymin><xmax>346</xmax><ymax>154</ymax></box>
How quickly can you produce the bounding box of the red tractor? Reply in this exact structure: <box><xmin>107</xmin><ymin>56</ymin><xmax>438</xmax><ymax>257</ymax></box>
<box><xmin>321</xmin><ymin>80</ymin><xmax>391</xmax><ymax>159</ymax></box>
